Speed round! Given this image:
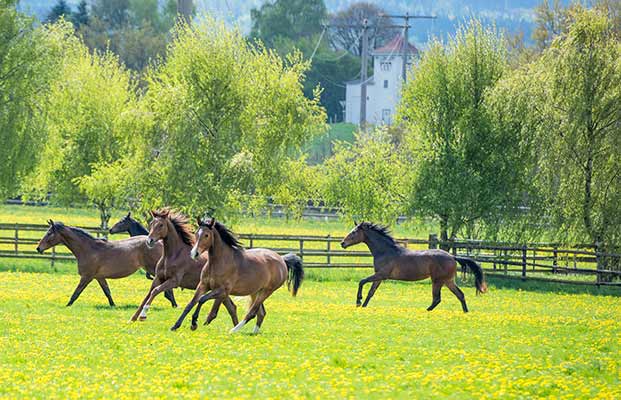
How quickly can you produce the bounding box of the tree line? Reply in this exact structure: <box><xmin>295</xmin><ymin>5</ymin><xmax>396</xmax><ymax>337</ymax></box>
<box><xmin>2</xmin><ymin>0</ymin><xmax>621</xmax><ymax>260</ymax></box>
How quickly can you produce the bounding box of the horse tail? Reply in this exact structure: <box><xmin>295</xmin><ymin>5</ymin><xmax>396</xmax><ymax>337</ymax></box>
<box><xmin>455</xmin><ymin>257</ymin><xmax>488</xmax><ymax>295</ymax></box>
<box><xmin>283</xmin><ymin>253</ymin><xmax>304</xmax><ymax>296</ymax></box>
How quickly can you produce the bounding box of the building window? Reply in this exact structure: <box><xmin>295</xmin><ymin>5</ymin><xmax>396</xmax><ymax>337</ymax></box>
<box><xmin>383</xmin><ymin>80</ymin><xmax>388</xmax><ymax>88</ymax></box>
<box><xmin>382</xmin><ymin>109</ymin><xmax>391</xmax><ymax>124</ymax></box>
<box><xmin>380</xmin><ymin>61</ymin><xmax>391</xmax><ymax>71</ymax></box>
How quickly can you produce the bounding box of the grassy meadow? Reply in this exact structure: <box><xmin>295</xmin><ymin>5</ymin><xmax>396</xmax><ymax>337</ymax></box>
<box><xmin>0</xmin><ymin>273</ymin><xmax>619</xmax><ymax>399</ymax></box>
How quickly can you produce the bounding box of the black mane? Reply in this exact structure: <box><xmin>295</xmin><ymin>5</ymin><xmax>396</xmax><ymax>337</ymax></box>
<box><xmin>360</xmin><ymin>222</ymin><xmax>397</xmax><ymax>245</ymax></box>
<box><xmin>202</xmin><ymin>220</ymin><xmax>244</xmax><ymax>249</ymax></box>
<box><xmin>54</xmin><ymin>222</ymin><xmax>106</xmax><ymax>241</ymax></box>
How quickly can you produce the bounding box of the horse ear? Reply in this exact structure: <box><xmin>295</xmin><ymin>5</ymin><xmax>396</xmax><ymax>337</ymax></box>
<box><xmin>149</xmin><ymin>210</ymin><xmax>156</xmax><ymax>218</ymax></box>
<box><xmin>208</xmin><ymin>217</ymin><xmax>215</xmax><ymax>228</ymax></box>
<box><xmin>127</xmin><ymin>211</ymin><xmax>131</xmax><ymax>218</ymax></box>
<box><xmin>161</xmin><ymin>209</ymin><xmax>170</xmax><ymax>218</ymax></box>
<box><xmin>354</xmin><ymin>220</ymin><xmax>358</xmax><ymax>226</ymax></box>
<box><xmin>196</xmin><ymin>216</ymin><xmax>202</xmax><ymax>226</ymax></box>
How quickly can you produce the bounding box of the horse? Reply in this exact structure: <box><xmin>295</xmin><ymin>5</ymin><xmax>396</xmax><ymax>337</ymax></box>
<box><xmin>36</xmin><ymin>220</ymin><xmax>163</xmax><ymax>307</ymax></box>
<box><xmin>109</xmin><ymin>212</ymin><xmax>177</xmax><ymax>307</ymax></box>
<box><xmin>340</xmin><ymin>222</ymin><xmax>487</xmax><ymax>311</ymax></box>
<box><xmin>129</xmin><ymin>209</ymin><xmax>239</xmax><ymax>327</ymax></box>
<box><xmin>170</xmin><ymin>217</ymin><xmax>304</xmax><ymax>334</ymax></box>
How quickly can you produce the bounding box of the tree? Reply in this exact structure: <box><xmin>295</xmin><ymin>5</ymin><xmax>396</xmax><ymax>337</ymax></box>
<box><xmin>46</xmin><ymin>0</ymin><xmax>72</xmax><ymax>23</ymax></box>
<box><xmin>74</xmin><ymin>161</ymin><xmax>132</xmax><ymax>229</ymax></box>
<box><xmin>531</xmin><ymin>8</ymin><xmax>621</xmax><ymax>251</ymax></box>
<box><xmin>133</xmin><ymin>16</ymin><xmax>325</xmax><ymax>218</ymax></box>
<box><xmin>24</xmin><ymin>44</ymin><xmax>137</xmax><ymax>216</ymax></box>
<box><xmin>271</xmin><ymin>158</ymin><xmax>320</xmax><ymax>221</ymax></box>
<box><xmin>250</xmin><ymin>0</ymin><xmax>327</xmax><ymax>48</ymax></box>
<box><xmin>0</xmin><ymin>3</ymin><xmax>72</xmax><ymax>199</ymax></box>
<box><xmin>399</xmin><ymin>20</ymin><xmax>525</xmax><ymax>244</ymax></box>
<box><xmin>72</xmin><ymin>0</ymin><xmax>89</xmax><ymax>27</ymax></box>
<box><xmin>322</xmin><ymin>128</ymin><xmax>406</xmax><ymax>224</ymax></box>
<box><xmin>329</xmin><ymin>2</ymin><xmax>398</xmax><ymax>56</ymax></box>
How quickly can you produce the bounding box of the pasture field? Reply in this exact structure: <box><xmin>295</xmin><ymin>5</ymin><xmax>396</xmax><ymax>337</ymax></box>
<box><xmin>0</xmin><ymin>272</ymin><xmax>620</xmax><ymax>399</ymax></box>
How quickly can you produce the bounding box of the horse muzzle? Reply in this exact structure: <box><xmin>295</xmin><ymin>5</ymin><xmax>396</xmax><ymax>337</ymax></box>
<box><xmin>36</xmin><ymin>246</ymin><xmax>43</xmax><ymax>254</ymax></box>
<box><xmin>190</xmin><ymin>249</ymin><xmax>199</xmax><ymax>260</ymax></box>
<box><xmin>340</xmin><ymin>241</ymin><xmax>348</xmax><ymax>249</ymax></box>
<box><xmin>146</xmin><ymin>238</ymin><xmax>155</xmax><ymax>248</ymax></box>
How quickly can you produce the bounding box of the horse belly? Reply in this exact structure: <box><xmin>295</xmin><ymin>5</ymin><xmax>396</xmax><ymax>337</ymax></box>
<box><xmin>388</xmin><ymin>264</ymin><xmax>430</xmax><ymax>281</ymax></box>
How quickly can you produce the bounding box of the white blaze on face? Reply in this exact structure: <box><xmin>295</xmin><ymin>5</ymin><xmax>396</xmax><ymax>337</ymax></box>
<box><xmin>190</xmin><ymin>228</ymin><xmax>202</xmax><ymax>259</ymax></box>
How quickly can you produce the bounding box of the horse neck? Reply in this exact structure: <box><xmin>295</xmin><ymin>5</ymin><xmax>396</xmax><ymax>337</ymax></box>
<box><xmin>59</xmin><ymin>229</ymin><xmax>95</xmax><ymax>259</ymax></box>
<box><xmin>207</xmin><ymin>231</ymin><xmax>238</xmax><ymax>270</ymax></box>
<box><xmin>162</xmin><ymin>221</ymin><xmax>187</xmax><ymax>255</ymax></box>
<box><xmin>129</xmin><ymin>221</ymin><xmax>148</xmax><ymax>236</ymax></box>
<box><xmin>364</xmin><ymin>231</ymin><xmax>401</xmax><ymax>259</ymax></box>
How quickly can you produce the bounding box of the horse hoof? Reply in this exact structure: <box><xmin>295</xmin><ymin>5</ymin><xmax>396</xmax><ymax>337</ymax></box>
<box><xmin>190</xmin><ymin>324</ymin><xmax>197</xmax><ymax>331</ymax></box>
<box><xmin>356</xmin><ymin>303</ymin><xmax>361</xmax><ymax>307</ymax></box>
<box><xmin>170</xmin><ymin>326</ymin><xmax>178</xmax><ymax>332</ymax></box>
<box><xmin>139</xmin><ymin>316</ymin><xmax>147</xmax><ymax>321</ymax></box>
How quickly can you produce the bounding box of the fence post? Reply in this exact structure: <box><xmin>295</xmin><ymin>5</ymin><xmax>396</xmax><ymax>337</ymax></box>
<box><xmin>249</xmin><ymin>234</ymin><xmax>254</xmax><ymax>249</ymax></box>
<box><xmin>428</xmin><ymin>234</ymin><xmax>438</xmax><ymax>249</ymax></box>
<box><xmin>522</xmin><ymin>245</ymin><xmax>527</xmax><ymax>280</ymax></box>
<box><xmin>595</xmin><ymin>242</ymin><xmax>602</xmax><ymax>286</ymax></box>
<box><xmin>14</xmin><ymin>223</ymin><xmax>18</xmax><ymax>254</ymax></box>
<box><xmin>299</xmin><ymin>239</ymin><xmax>304</xmax><ymax>261</ymax></box>
<box><xmin>553</xmin><ymin>245</ymin><xmax>558</xmax><ymax>274</ymax></box>
<box><xmin>51</xmin><ymin>246</ymin><xmax>56</xmax><ymax>271</ymax></box>
<box><xmin>326</xmin><ymin>235</ymin><xmax>331</xmax><ymax>266</ymax></box>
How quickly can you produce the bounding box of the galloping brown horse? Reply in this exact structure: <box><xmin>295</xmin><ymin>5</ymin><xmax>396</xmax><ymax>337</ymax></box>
<box><xmin>36</xmin><ymin>220</ymin><xmax>164</xmax><ymax>307</ymax></box>
<box><xmin>341</xmin><ymin>222</ymin><xmax>487</xmax><ymax>311</ymax></box>
<box><xmin>170</xmin><ymin>218</ymin><xmax>304</xmax><ymax>334</ymax></box>
<box><xmin>129</xmin><ymin>209</ymin><xmax>238</xmax><ymax>326</ymax></box>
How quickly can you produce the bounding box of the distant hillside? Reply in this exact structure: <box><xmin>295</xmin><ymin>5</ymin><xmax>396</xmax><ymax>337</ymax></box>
<box><xmin>17</xmin><ymin>0</ymin><xmax>572</xmax><ymax>45</ymax></box>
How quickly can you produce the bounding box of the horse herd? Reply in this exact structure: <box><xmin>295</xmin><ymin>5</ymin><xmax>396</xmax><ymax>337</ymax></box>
<box><xmin>35</xmin><ymin>209</ymin><xmax>487</xmax><ymax>334</ymax></box>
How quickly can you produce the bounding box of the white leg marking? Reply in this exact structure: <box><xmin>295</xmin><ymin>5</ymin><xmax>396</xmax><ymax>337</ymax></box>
<box><xmin>139</xmin><ymin>304</ymin><xmax>150</xmax><ymax>319</ymax></box>
<box><xmin>230</xmin><ymin>320</ymin><xmax>247</xmax><ymax>333</ymax></box>
<box><xmin>253</xmin><ymin>325</ymin><xmax>260</xmax><ymax>335</ymax></box>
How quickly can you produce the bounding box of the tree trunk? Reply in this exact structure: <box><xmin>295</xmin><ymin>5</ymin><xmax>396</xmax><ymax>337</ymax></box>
<box><xmin>439</xmin><ymin>215</ymin><xmax>451</xmax><ymax>251</ymax></box>
<box><xmin>177</xmin><ymin>0</ymin><xmax>193</xmax><ymax>24</ymax></box>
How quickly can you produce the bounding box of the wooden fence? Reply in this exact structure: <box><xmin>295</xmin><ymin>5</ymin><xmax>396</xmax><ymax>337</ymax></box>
<box><xmin>1</xmin><ymin>223</ymin><xmax>620</xmax><ymax>287</ymax></box>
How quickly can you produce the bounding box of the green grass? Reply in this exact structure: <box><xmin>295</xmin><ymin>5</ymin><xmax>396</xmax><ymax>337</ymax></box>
<box><xmin>0</xmin><ymin>272</ymin><xmax>619</xmax><ymax>398</ymax></box>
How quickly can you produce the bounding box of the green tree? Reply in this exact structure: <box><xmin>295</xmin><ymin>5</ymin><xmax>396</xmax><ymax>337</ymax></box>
<box><xmin>0</xmin><ymin>3</ymin><xmax>71</xmax><ymax>199</ymax></box>
<box><xmin>46</xmin><ymin>0</ymin><xmax>72</xmax><ymax>23</ymax></box>
<box><xmin>531</xmin><ymin>8</ymin><xmax>621</xmax><ymax>251</ymax></box>
<box><xmin>72</xmin><ymin>0</ymin><xmax>89</xmax><ymax>27</ymax></box>
<box><xmin>322</xmin><ymin>129</ymin><xmax>406</xmax><ymax>224</ymax></box>
<box><xmin>271</xmin><ymin>158</ymin><xmax>320</xmax><ymax>221</ymax></box>
<box><xmin>24</xmin><ymin>44</ymin><xmax>136</xmax><ymax>215</ymax></box>
<box><xmin>133</xmin><ymin>17</ymin><xmax>325</xmax><ymax>218</ymax></box>
<box><xmin>399</xmin><ymin>20</ymin><xmax>524</xmax><ymax>243</ymax></box>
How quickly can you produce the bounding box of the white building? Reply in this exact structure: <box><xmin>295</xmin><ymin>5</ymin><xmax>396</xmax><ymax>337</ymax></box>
<box><xmin>345</xmin><ymin>34</ymin><xmax>419</xmax><ymax>125</ymax></box>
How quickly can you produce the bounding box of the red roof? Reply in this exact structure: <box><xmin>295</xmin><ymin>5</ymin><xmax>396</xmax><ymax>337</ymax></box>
<box><xmin>373</xmin><ymin>34</ymin><xmax>419</xmax><ymax>55</ymax></box>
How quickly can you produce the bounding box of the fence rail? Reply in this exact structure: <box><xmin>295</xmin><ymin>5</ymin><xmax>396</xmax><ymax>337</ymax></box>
<box><xmin>1</xmin><ymin>223</ymin><xmax>620</xmax><ymax>287</ymax></box>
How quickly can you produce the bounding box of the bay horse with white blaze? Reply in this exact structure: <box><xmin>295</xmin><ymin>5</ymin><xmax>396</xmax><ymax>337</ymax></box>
<box><xmin>109</xmin><ymin>212</ymin><xmax>177</xmax><ymax>307</ymax></box>
<box><xmin>129</xmin><ymin>209</ymin><xmax>239</xmax><ymax>326</ymax></box>
<box><xmin>341</xmin><ymin>222</ymin><xmax>487</xmax><ymax>311</ymax></box>
<box><xmin>36</xmin><ymin>220</ymin><xmax>163</xmax><ymax>307</ymax></box>
<box><xmin>170</xmin><ymin>217</ymin><xmax>304</xmax><ymax>334</ymax></box>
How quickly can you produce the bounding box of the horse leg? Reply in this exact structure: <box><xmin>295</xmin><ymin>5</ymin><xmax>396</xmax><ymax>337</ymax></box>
<box><xmin>139</xmin><ymin>278</ymin><xmax>177</xmax><ymax>321</ymax></box>
<box><xmin>164</xmin><ymin>289</ymin><xmax>177</xmax><ymax>308</ymax></box>
<box><xmin>67</xmin><ymin>276</ymin><xmax>93</xmax><ymax>306</ymax></box>
<box><xmin>203</xmin><ymin>297</ymin><xmax>224</xmax><ymax>326</ymax></box>
<box><xmin>130</xmin><ymin>276</ymin><xmax>162</xmax><ymax>322</ymax></box>
<box><xmin>361</xmin><ymin>280</ymin><xmax>382</xmax><ymax>307</ymax></box>
<box><xmin>96</xmin><ymin>278</ymin><xmax>115</xmax><ymax>307</ymax></box>
<box><xmin>427</xmin><ymin>281</ymin><xmax>443</xmax><ymax>311</ymax></box>
<box><xmin>446</xmin><ymin>280</ymin><xmax>469</xmax><ymax>313</ymax></box>
<box><xmin>170</xmin><ymin>282</ymin><xmax>208</xmax><ymax>331</ymax></box>
<box><xmin>191</xmin><ymin>288</ymin><xmax>227</xmax><ymax>328</ymax></box>
<box><xmin>356</xmin><ymin>273</ymin><xmax>383</xmax><ymax>307</ymax></box>
<box><xmin>231</xmin><ymin>289</ymin><xmax>274</xmax><ymax>334</ymax></box>
<box><xmin>253</xmin><ymin>303</ymin><xmax>266</xmax><ymax>335</ymax></box>
<box><xmin>221</xmin><ymin>296</ymin><xmax>239</xmax><ymax>327</ymax></box>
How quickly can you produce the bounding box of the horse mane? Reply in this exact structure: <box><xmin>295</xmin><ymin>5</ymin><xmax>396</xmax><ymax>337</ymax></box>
<box><xmin>153</xmin><ymin>208</ymin><xmax>195</xmax><ymax>246</ymax></box>
<box><xmin>360</xmin><ymin>222</ymin><xmax>397</xmax><ymax>245</ymax></box>
<box><xmin>53</xmin><ymin>222</ymin><xmax>106</xmax><ymax>241</ymax></box>
<box><xmin>200</xmin><ymin>219</ymin><xmax>244</xmax><ymax>249</ymax></box>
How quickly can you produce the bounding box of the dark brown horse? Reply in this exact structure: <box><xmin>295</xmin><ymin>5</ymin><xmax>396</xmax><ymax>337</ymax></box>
<box><xmin>129</xmin><ymin>209</ymin><xmax>238</xmax><ymax>327</ymax></box>
<box><xmin>341</xmin><ymin>222</ymin><xmax>487</xmax><ymax>311</ymax></box>
<box><xmin>170</xmin><ymin>218</ymin><xmax>304</xmax><ymax>334</ymax></box>
<box><xmin>36</xmin><ymin>220</ymin><xmax>164</xmax><ymax>307</ymax></box>
<box><xmin>109</xmin><ymin>212</ymin><xmax>177</xmax><ymax>307</ymax></box>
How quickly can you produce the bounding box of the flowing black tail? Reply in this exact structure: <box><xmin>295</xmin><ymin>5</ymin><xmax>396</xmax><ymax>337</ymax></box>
<box><xmin>455</xmin><ymin>257</ymin><xmax>488</xmax><ymax>295</ymax></box>
<box><xmin>283</xmin><ymin>253</ymin><xmax>304</xmax><ymax>296</ymax></box>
